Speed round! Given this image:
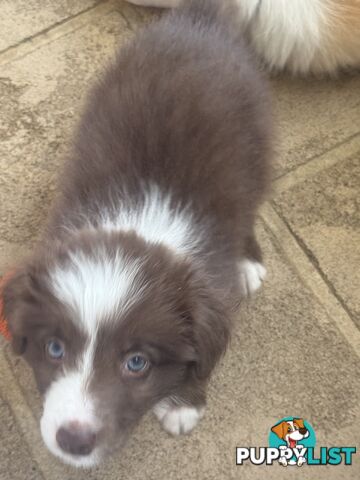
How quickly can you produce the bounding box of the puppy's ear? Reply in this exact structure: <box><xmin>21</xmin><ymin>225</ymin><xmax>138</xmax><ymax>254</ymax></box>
<box><xmin>2</xmin><ymin>268</ymin><xmax>34</xmax><ymax>355</ymax></box>
<box><xmin>189</xmin><ymin>281</ymin><xmax>231</xmax><ymax>381</ymax></box>
<box><xmin>293</xmin><ymin>418</ymin><xmax>305</xmax><ymax>429</ymax></box>
<box><xmin>271</xmin><ymin>421</ymin><xmax>287</xmax><ymax>440</ymax></box>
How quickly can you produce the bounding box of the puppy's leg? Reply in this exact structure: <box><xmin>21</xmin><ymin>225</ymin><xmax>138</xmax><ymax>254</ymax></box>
<box><xmin>153</xmin><ymin>383</ymin><xmax>206</xmax><ymax>436</ymax></box>
<box><xmin>238</xmin><ymin>235</ymin><xmax>266</xmax><ymax>297</ymax></box>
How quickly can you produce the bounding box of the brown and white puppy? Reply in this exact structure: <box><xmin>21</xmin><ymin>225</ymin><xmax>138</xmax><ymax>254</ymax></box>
<box><xmin>128</xmin><ymin>0</ymin><xmax>360</xmax><ymax>75</ymax></box>
<box><xmin>3</xmin><ymin>0</ymin><xmax>271</xmax><ymax>468</ymax></box>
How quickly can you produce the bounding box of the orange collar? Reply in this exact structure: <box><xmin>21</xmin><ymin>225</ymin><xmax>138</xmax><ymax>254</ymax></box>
<box><xmin>0</xmin><ymin>272</ymin><xmax>13</xmax><ymax>341</ymax></box>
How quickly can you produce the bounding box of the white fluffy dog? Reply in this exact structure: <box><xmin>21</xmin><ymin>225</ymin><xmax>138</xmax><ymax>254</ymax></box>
<box><xmin>127</xmin><ymin>0</ymin><xmax>360</xmax><ymax>75</ymax></box>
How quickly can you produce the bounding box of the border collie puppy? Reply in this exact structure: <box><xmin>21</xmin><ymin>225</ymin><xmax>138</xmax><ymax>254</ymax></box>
<box><xmin>128</xmin><ymin>0</ymin><xmax>360</xmax><ymax>75</ymax></box>
<box><xmin>3</xmin><ymin>0</ymin><xmax>271</xmax><ymax>468</ymax></box>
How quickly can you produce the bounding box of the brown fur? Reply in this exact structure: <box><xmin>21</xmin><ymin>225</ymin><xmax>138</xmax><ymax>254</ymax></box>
<box><xmin>326</xmin><ymin>0</ymin><xmax>360</xmax><ymax>67</ymax></box>
<box><xmin>3</xmin><ymin>0</ymin><xmax>272</xmax><ymax>462</ymax></box>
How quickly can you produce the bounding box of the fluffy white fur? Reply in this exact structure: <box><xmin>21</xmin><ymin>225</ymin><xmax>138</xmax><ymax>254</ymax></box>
<box><xmin>50</xmin><ymin>249</ymin><xmax>147</xmax><ymax>332</ymax></box>
<box><xmin>41</xmin><ymin>367</ymin><xmax>102</xmax><ymax>467</ymax></box>
<box><xmin>126</xmin><ymin>0</ymin><xmax>360</xmax><ymax>74</ymax></box>
<box><xmin>98</xmin><ymin>184</ymin><xmax>206</xmax><ymax>257</ymax></box>
<box><xmin>241</xmin><ymin>0</ymin><xmax>360</xmax><ymax>74</ymax></box>
<box><xmin>153</xmin><ymin>399</ymin><xmax>205</xmax><ymax>435</ymax></box>
<box><xmin>238</xmin><ymin>259</ymin><xmax>266</xmax><ymax>297</ymax></box>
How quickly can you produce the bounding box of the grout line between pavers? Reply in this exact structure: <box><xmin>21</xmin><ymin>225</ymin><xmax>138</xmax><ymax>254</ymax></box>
<box><xmin>273</xmin><ymin>202</ymin><xmax>359</xmax><ymax>326</ymax></box>
<box><xmin>0</xmin><ymin>0</ymin><xmax>115</xmax><ymax>66</ymax></box>
<box><xmin>260</xmin><ymin>202</ymin><xmax>360</xmax><ymax>357</ymax></box>
<box><xmin>116</xmin><ymin>2</ymin><xmax>145</xmax><ymax>30</ymax></box>
<box><xmin>273</xmin><ymin>133</ymin><xmax>360</xmax><ymax>194</ymax></box>
<box><xmin>0</xmin><ymin>349</ymin><xmax>70</xmax><ymax>478</ymax></box>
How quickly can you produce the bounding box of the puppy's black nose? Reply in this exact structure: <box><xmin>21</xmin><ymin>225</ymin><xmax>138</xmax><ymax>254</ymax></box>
<box><xmin>56</xmin><ymin>422</ymin><xmax>96</xmax><ymax>456</ymax></box>
<box><xmin>299</xmin><ymin>427</ymin><xmax>307</xmax><ymax>435</ymax></box>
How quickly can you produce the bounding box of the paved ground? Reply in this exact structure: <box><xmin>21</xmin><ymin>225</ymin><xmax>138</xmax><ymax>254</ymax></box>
<box><xmin>0</xmin><ymin>1</ymin><xmax>359</xmax><ymax>479</ymax></box>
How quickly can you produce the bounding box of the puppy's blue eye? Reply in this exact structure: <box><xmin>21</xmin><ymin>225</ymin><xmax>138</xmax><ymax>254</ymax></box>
<box><xmin>126</xmin><ymin>355</ymin><xmax>148</xmax><ymax>373</ymax></box>
<box><xmin>46</xmin><ymin>339</ymin><xmax>65</xmax><ymax>361</ymax></box>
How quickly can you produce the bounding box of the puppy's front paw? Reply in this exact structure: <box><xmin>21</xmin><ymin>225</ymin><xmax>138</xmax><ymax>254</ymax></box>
<box><xmin>238</xmin><ymin>259</ymin><xmax>266</xmax><ymax>297</ymax></box>
<box><xmin>153</xmin><ymin>400</ymin><xmax>205</xmax><ymax>436</ymax></box>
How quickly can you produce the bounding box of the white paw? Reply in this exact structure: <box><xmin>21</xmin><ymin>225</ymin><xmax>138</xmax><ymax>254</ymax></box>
<box><xmin>153</xmin><ymin>400</ymin><xmax>205</xmax><ymax>436</ymax></box>
<box><xmin>238</xmin><ymin>259</ymin><xmax>266</xmax><ymax>296</ymax></box>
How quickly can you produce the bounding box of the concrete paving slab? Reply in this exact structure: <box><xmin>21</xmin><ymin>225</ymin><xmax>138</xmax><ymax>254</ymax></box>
<box><xmin>0</xmin><ymin>395</ymin><xmax>44</xmax><ymax>480</ymax></box>
<box><xmin>0</xmin><ymin>0</ymin><xmax>100</xmax><ymax>52</ymax></box>
<box><xmin>2</xmin><ymin>223</ymin><xmax>359</xmax><ymax>479</ymax></box>
<box><xmin>0</xmin><ymin>2</ymin><xmax>136</xmax><ymax>273</ymax></box>
<box><xmin>118</xmin><ymin>0</ymin><xmax>161</xmax><ymax>28</ymax></box>
<box><xmin>0</xmin><ymin>240</ymin><xmax>30</xmax><ymax>276</ymax></box>
<box><xmin>271</xmin><ymin>74</ymin><xmax>360</xmax><ymax>177</ymax></box>
<box><xmin>261</xmin><ymin>202</ymin><xmax>360</xmax><ymax>356</ymax></box>
<box><xmin>274</xmin><ymin>142</ymin><xmax>360</xmax><ymax>327</ymax></box>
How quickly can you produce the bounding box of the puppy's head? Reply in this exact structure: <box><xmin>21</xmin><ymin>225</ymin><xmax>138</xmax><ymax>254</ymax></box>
<box><xmin>3</xmin><ymin>230</ymin><xmax>229</xmax><ymax>467</ymax></box>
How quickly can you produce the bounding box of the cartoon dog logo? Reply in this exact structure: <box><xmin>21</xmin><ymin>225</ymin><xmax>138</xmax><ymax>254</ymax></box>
<box><xmin>271</xmin><ymin>418</ymin><xmax>310</xmax><ymax>466</ymax></box>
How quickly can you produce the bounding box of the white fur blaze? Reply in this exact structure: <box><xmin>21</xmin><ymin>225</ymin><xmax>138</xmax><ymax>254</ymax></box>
<box><xmin>40</xmin><ymin>368</ymin><xmax>102</xmax><ymax>468</ymax></box>
<box><xmin>50</xmin><ymin>250</ymin><xmax>147</xmax><ymax>333</ymax></box>
<box><xmin>153</xmin><ymin>401</ymin><xmax>205</xmax><ymax>436</ymax></box>
<box><xmin>99</xmin><ymin>184</ymin><xmax>206</xmax><ymax>258</ymax></box>
<box><xmin>238</xmin><ymin>259</ymin><xmax>266</xmax><ymax>297</ymax></box>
